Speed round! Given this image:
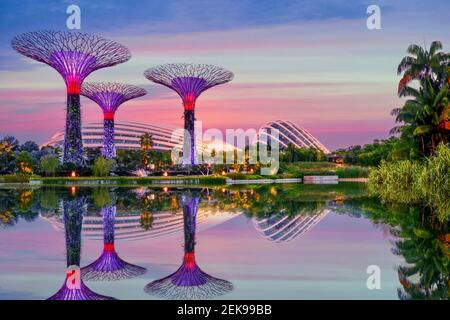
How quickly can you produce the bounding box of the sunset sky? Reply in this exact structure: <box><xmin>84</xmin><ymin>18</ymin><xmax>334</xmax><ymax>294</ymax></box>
<box><xmin>0</xmin><ymin>0</ymin><xmax>449</xmax><ymax>150</ymax></box>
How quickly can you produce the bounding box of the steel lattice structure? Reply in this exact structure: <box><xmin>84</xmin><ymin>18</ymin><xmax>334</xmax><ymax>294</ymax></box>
<box><xmin>144</xmin><ymin>193</ymin><xmax>233</xmax><ymax>299</ymax></box>
<box><xmin>48</xmin><ymin>198</ymin><xmax>115</xmax><ymax>300</ymax></box>
<box><xmin>144</xmin><ymin>63</ymin><xmax>233</xmax><ymax>165</ymax></box>
<box><xmin>81</xmin><ymin>83</ymin><xmax>146</xmax><ymax>158</ymax></box>
<box><xmin>11</xmin><ymin>31</ymin><xmax>131</xmax><ymax>165</ymax></box>
<box><xmin>81</xmin><ymin>205</ymin><xmax>146</xmax><ymax>281</ymax></box>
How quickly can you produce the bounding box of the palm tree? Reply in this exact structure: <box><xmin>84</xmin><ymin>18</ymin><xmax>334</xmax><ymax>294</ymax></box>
<box><xmin>393</xmin><ymin>42</ymin><xmax>449</xmax><ymax>155</ymax></box>
<box><xmin>393</xmin><ymin>81</ymin><xmax>449</xmax><ymax>154</ymax></box>
<box><xmin>140</xmin><ymin>133</ymin><xmax>153</xmax><ymax>168</ymax></box>
<box><xmin>397</xmin><ymin>41</ymin><xmax>449</xmax><ymax>96</ymax></box>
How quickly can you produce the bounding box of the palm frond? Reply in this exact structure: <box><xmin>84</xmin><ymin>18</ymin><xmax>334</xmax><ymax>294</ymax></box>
<box><xmin>429</xmin><ymin>41</ymin><xmax>443</xmax><ymax>56</ymax></box>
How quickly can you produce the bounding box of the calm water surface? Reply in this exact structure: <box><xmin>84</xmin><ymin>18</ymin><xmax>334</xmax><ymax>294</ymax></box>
<box><xmin>0</xmin><ymin>184</ymin><xmax>445</xmax><ymax>299</ymax></box>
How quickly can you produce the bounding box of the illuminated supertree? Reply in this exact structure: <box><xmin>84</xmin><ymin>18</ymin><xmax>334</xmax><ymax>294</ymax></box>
<box><xmin>48</xmin><ymin>197</ymin><xmax>115</xmax><ymax>300</ymax></box>
<box><xmin>144</xmin><ymin>193</ymin><xmax>233</xmax><ymax>299</ymax></box>
<box><xmin>11</xmin><ymin>31</ymin><xmax>131</xmax><ymax>165</ymax></box>
<box><xmin>82</xmin><ymin>205</ymin><xmax>146</xmax><ymax>281</ymax></box>
<box><xmin>81</xmin><ymin>83</ymin><xmax>147</xmax><ymax>158</ymax></box>
<box><xmin>144</xmin><ymin>63</ymin><xmax>233</xmax><ymax>165</ymax></box>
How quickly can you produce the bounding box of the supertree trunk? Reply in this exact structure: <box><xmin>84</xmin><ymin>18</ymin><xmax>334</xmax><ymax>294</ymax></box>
<box><xmin>81</xmin><ymin>205</ymin><xmax>146</xmax><ymax>281</ymax></box>
<box><xmin>80</xmin><ymin>82</ymin><xmax>147</xmax><ymax>160</ymax></box>
<box><xmin>144</xmin><ymin>193</ymin><xmax>233</xmax><ymax>299</ymax></box>
<box><xmin>48</xmin><ymin>197</ymin><xmax>115</xmax><ymax>300</ymax></box>
<box><xmin>183</xmin><ymin>109</ymin><xmax>197</xmax><ymax>165</ymax></box>
<box><xmin>103</xmin><ymin>117</ymin><xmax>116</xmax><ymax>159</ymax></box>
<box><xmin>63</xmin><ymin>93</ymin><xmax>84</xmax><ymax>165</ymax></box>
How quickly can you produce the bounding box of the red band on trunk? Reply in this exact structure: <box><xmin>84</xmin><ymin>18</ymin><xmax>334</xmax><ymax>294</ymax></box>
<box><xmin>66</xmin><ymin>77</ymin><xmax>81</xmax><ymax>94</ymax></box>
<box><xmin>183</xmin><ymin>94</ymin><xmax>196</xmax><ymax>110</ymax></box>
<box><xmin>104</xmin><ymin>112</ymin><xmax>114</xmax><ymax>120</ymax></box>
<box><xmin>183</xmin><ymin>252</ymin><xmax>196</xmax><ymax>269</ymax></box>
<box><xmin>104</xmin><ymin>243</ymin><xmax>115</xmax><ymax>252</ymax></box>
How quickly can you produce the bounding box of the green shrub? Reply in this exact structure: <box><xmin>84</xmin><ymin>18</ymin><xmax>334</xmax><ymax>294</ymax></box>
<box><xmin>0</xmin><ymin>174</ymin><xmax>30</xmax><ymax>183</ymax></box>
<box><xmin>418</xmin><ymin>144</ymin><xmax>450</xmax><ymax>222</ymax></box>
<box><xmin>199</xmin><ymin>176</ymin><xmax>227</xmax><ymax>185</ymax></box>
<box><xmin>15</xmin><ymin>151</ymin><xmax>33</xmax><ymax>175</ymax></box>
<box><xmin>369</xmin><ymin>160</ymin><xmax>422</xmax><ymax>203</ymax></box>
<box><xmin>368</xmin><ymin>144</ymin><xmax>450</xmax><ymax>222</ymax></box>
<box><xmin>226</xmin><ymin>172</ymin><xmax>246</xmax><ymax>180</ymax></box>
<box><xmin>40</xmin><ymin>155</ymin><xmax>59</xmax><ymax>176</ymax></box>
<box><xmin>335</xmin><ymin>166</ymin><xmax>370</xmax><ymax>178</ymax></box>
<box><xmin>92</xmin><ymin>157</ymin><xmax>114</xmax><ymax>177</ymax></box>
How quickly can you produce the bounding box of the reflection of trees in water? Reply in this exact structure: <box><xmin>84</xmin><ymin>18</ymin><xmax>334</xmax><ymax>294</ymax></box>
<box><xmin>48</xmin><ymin>196</ymin><xmax>115</xmax><ymax>300</ymax></box>
<box><xmin>0</xmin><ymin>188</ymin><xmax>40</xmax><ymax>228</ymax></box>
<box><xmin>340</xmin><ymin>198</ymin><xmax>449</xmax><ymax>300</ymax></box>
<box><xmin>144</xmin><ymin>192</ymin><xmax>233</xmax><ymax>299</ymax></box>
<box><xmin>81</xmin><ymin>205</ymin><xmax>146</xmax><ymax>281</ymax></box>
<box><xmin>4</xmin><ymin>184</ymin><xmax>446</xmax><ymax>299</ymax></box>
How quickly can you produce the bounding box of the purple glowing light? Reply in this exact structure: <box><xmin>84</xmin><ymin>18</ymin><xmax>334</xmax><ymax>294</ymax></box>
<box><xmin>144</xmin><ymin>194</ymin><xmax>233</xmax><ymax>299</ymax></box>
<box><xmin>11</xmin><ymin>31</ymin><xmax>131</xmax><ymax>165</ymax></box>
<box><xmin>47</xmin><ymin>198</ymin><xmax>115</xmax><ymax>300</ymax></box>
<box><xmin>144</xmin><ymin>63</ymin><xmax>233</xmax><ymax>165</ymax></box>
<box><xmin>81</xmin><ymin>82</ymin><xmax>146</xmax><ymax>158</ymax></box>
<box><xmin>50</xmin><ymin>51</ymin><xmax>97</xmax><ymax>93</ymax></box>
<box><xmin>48</xmin><ymin>278</ymin><xmax>115</xmax><ymax>300</ymax></box>
<box><xmin>171</xmin><ymin>77</ymin><xmax>207</xmax><ymax>110</ymax></box>
<box><xmin>81</xmin><ymin>205</ymin><xmax>146</xmax><ymax>281</ymax></box>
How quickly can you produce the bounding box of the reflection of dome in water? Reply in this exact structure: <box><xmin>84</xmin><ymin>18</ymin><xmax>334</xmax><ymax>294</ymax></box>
<box><xmin>41</xmin><ymin>209</ymin><xmax>234</xmax><ymax>241</ymax></box>
<box><xmin>252</xmin><ymin>209</ymin><xmax>329</xmax><ymax>243</ymax></box>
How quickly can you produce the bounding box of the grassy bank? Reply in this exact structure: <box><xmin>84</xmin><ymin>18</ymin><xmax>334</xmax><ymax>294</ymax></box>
<box><xmin>1</xmin><ymin>163</ymin><xmax>371</xmax><ymax>187</ymax></box>
<box><xmin>33</xmin><ymin>175</ymin><xmax>227</xmax><ymax>186</ymax></box>
<box><xmin>368</xmin><ymin>144</ymin><xmax>450</xmax><ymax>222</ymax></box>
<box><xmin>280</xmin><ymin>162</ymin><xmax>370</xmax><ymax>178</ymax></box>
<box><xmin>0</xmin><ymin>174</ymin><xmax>30</xmax><ymax>183</ymax></box>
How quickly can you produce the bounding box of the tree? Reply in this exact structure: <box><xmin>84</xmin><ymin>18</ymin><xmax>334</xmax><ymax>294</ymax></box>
<box><xmin>40</xmin><ymin>155</ymin><xmax>60</xmax><ymax>176</ymax></box>
<box><xmin>92</xmin><ymin>157</ymin><xmax>114</xmax><ymax>177</ymax></box>
<box><xmin>397</xmin><ymin>41</ymin><xmax>449</xmax><ymax>95</ymax></box>
<box><xmin>15</xmin><ymin>151</ymin><xmax>33</xmax><ymax>175</ymax></box>
<box><xmin>0</xmin><ymin>136</ymin><xmax>19</xmax><ymax>173</ymax></box>
<box><xmin>394</xmin><ymin>41</ymin><xmax>450</xmax><ymax>156</ymax></box>
<box><xmin>140</xmin><ymin>133</ymin><xmax>153</xmax><ymax>168</ymax></box>
<box><xmin>20</xmin><ymin>141</ymin><xmax>39</xmax><ymax>153</ymax></box>
<box><xmin>116</xmin><ymin>149</ymin><xmax>140</xmax><ymax>172</ymax></box>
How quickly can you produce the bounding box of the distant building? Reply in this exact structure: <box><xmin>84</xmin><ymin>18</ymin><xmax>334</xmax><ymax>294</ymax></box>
<box><xmin>43</xmin><ymin>121</ymin><xmax>184</xmax><ymax>152</ymax></box>
<box><xmin>258</xmin><ymin>120</ymin><xmax>330</xmax><ymax>154</ymax></box>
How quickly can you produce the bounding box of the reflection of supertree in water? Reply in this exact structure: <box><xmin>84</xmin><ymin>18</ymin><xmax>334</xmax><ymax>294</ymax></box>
<box><xmin>144</xmin><ymin>63</ymin><xmax>233</xmax><ymax>165</ymax></box>
<box><xmin>48</xmin><ymin>198</ymin><xmax>114</xmax><ymax>300</ymax></box>
<box><xmin>11</xmin><ymin>31</ymin><xmax>130</xmax><ymax>165</ymax></box>
<box><xmin>144</xmin><ymin>194</ymin><xmax>233</xmax><ymax>299</ymax></box>
<box><xmin>81</xmin><ymin>83</ymin><xmax>146</xmax><ymax>158</ymax></box>
<box><xmin>82</xmin><ymin>205</ymin><xmax>146</xmax><ymax>281</ymax></box>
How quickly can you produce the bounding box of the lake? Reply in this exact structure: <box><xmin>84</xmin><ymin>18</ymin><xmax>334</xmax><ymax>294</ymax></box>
<box><xmin>0</xmin><ymin>183</ymin><xmax>446</xmax><ymax>299</ymax></box>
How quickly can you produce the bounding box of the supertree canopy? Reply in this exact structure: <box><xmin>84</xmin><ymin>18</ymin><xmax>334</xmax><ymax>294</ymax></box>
<box><xmin>48</xmin><ymin>197</ymin><xmax>115</xmax><ymax>300</ymax></box>
<box><xmin>82</xmin><ymin>205</ymin><xmax>146</xmax><ymax>281</ymax></box>
<box><xmin>11</xmin><ymin>31</ymin><xmax>131</xmax><ymax>165</ymax></box>
<box><xmin>81</xmin><ymin>82</ymin><xmax>146</xmax><ymax>158</ymax></box>
<box><xmin>144</xmin><ymin>193</ymin><xmax>233</xmax><ymax>299</ymax></box>
<box><xmin>144</xmin><ymin>63</ymin><xmax>233</xmax><ymax>165</ymax></box>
